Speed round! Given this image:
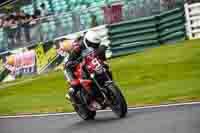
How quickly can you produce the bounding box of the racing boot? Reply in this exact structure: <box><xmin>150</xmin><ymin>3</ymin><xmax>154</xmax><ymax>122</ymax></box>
<box><xmin>65</xmin><ymin>88</ymin><xmax>80</xmax><ymax>105</ymax></box>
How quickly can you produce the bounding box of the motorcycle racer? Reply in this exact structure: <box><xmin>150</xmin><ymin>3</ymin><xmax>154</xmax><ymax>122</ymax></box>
<box><xmin>59</xmin><ymin>30</ymin><xmax>110</xmax><ymax>105</ymax></box>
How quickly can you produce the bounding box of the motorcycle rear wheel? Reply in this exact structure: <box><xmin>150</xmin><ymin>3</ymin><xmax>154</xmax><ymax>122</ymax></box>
<box><xmin>73</xmin><ymin>104</ymin><xmax>96</xmax><ymax>120</ymax></box>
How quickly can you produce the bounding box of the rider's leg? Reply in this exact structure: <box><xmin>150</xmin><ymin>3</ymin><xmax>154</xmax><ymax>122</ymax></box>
<box><xmin>64</xmin><ymin>68</ymin><xmax>81</xmax><ymax>104</ymax></box>
<box><xmin>67</xmin><ymin>84</ymin><xmax>81</xmax><ymax>104</ymax></box>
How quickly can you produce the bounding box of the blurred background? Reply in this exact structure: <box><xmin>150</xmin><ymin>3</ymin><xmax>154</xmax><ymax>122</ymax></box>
<box><xmin>0</xmin><ymin>0</ymin><xmax>185</xmax><ymax>51</ymax></box>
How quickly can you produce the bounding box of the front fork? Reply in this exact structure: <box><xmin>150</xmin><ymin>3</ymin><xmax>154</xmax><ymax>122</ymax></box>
<box><xmin>90</xmin><ymin>68</ymin><xmax>113</xmax><ymax>106</ymax></box>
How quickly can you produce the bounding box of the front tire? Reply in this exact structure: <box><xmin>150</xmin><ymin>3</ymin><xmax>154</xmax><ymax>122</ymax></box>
<box><xmin>108</xmin><ymin>83</ymin><xmax>127</xmax><ymax>118</ymax></box>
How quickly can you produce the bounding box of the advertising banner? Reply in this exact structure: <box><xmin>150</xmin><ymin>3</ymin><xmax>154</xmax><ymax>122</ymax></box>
<box><xmin>4</xmin><ymin>50</ymin><xmax>36</xmax><ymax>76</ymax></box>
<box><xmin>0</xmin><ymin>57</ymin><xmax>4</xmax><ymax>72</ymax></box>
<box><xmin>35</xmin><ymin>42</ymin><xmax>57</xmax><ymax>73</ymax></box>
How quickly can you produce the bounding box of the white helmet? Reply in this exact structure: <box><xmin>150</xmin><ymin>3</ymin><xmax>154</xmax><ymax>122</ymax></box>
<box><xmin>83</xmin><ymin>30</ymin><xmax>101</xmax><ymax>48</ymax></box>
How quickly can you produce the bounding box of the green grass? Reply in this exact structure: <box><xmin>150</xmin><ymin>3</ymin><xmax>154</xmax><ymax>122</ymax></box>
<box><xmin>0</xmin><ymin>39</ymin><xmax>200</xmax><ymax>115</ymax></box>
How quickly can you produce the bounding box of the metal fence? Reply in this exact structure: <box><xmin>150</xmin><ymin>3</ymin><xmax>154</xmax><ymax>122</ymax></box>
<box><xmin>0</xmin><ymin>0</ymin><xmax>184</xmax><ymax>51</ymax></box>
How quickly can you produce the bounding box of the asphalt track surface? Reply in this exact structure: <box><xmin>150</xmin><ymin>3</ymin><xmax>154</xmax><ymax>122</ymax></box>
<box><xmin>0</xmin><ymin>103</ymin><xmax>200</xmax><ymax>133</ymax></box>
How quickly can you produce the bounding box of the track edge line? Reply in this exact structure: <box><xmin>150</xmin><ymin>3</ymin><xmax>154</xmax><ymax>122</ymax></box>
<box><xmin>0</xmin><ymin>101</ymin><xmax>200</xmax><ymax>119</ymax></box>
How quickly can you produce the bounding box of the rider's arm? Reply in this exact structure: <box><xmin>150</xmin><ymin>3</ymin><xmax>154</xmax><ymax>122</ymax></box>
<box><xmin>97</xmin><ymin>37</ymin><xmax>110</xmax><ymax>60</ymax></box>
<box><xmin>96</xmin><ymin>45</ymin><xmax>107</xmax><ymax>60</ymax></box>
<box><xmin>64</xmin><ymin>45</ymin><xmax>81</xmax><ymax>82</ymax></box>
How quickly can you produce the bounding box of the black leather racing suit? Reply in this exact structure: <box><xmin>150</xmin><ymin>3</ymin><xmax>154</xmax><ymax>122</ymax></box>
<box><xmin>64</xmin><ymin>37</ymin><xmax>108</xmax><ymax>103</ymax></box>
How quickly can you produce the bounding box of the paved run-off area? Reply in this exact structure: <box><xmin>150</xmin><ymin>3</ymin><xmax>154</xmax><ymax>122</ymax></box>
<box><xmin>0</xmin><ymin>102</ymin><xmax>200</xmax><ymax>133</ymax></box>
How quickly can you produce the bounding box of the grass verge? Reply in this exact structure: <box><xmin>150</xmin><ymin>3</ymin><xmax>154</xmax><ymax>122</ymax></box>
<box><xmin>0</xmin><ymin>39</ymin><xmax>200</xmax><ymax>115</ymax></box>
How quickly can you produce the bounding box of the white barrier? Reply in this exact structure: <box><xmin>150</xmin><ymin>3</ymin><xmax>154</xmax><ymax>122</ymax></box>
<box><xmin>55</xmin><ymin>25</ymin><xmax>109</xmax><ymax>41</ymax></box>
<box><xmin>185</xmin><ymin>3</ymin><xmax>200</xmax><ymax>39</ymax></box>
<box><xmin>54</xmin><ymin>25</ymin><xmax>112</xmax><ymax>58</ymax></box>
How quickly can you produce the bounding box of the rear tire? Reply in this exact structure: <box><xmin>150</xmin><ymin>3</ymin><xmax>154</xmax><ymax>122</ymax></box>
<box><xmin>108</xmin><ymin>83</ymin><xmax>127</xmax><ymax>118</ymax></box>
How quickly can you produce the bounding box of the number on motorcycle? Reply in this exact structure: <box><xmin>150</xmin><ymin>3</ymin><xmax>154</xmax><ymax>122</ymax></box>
<box><xmin>91</xmin><ymin>58</ymin><xmax>101</xmax><ymax>69</ymax></box>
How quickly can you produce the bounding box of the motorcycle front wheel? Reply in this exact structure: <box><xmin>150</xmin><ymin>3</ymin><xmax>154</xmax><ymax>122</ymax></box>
<box><xmin>108</xmin><ymin>83</ymin><xmax>127</xmax><ymax>118</ymax></box>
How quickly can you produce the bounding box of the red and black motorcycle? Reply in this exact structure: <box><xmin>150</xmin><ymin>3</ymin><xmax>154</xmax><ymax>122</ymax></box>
<box><xmin>67</xmin><ymin>49</ymin><xmax>127</xmax><ymax>120</ymax></box>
